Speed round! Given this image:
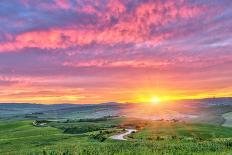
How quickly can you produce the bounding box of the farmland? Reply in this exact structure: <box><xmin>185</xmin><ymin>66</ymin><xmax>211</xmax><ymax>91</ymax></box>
<box><xmin>0</xmin><ymin>98</ymin><xmax>232</xmax><ymax>155</ymax></box>
<box><xmin>1</xmin><ymin>117</ymin><xmax>232</xmax><ymax>155</ymax></box>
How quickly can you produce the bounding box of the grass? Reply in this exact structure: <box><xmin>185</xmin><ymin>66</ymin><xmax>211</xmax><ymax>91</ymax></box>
<box><xmin>0</xmin><ymin>118</ymin><xmax>232</xmax><ymax>155</ymax></box>
<box><xmin>0</xmin><ymin>120</ymin><xmax>71</xmax><ymax>154</ymax></box>
<box><xmin>132</xmin><ymin>121</ymin><xmax>232</xmax><ymax>140</ymax></box>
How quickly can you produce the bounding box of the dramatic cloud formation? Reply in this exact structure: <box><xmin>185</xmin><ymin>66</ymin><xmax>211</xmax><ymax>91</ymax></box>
<box><xmin>0</xmin><ymin>0</ymin><xmax>231</xmax><ymax>103</ymax></box>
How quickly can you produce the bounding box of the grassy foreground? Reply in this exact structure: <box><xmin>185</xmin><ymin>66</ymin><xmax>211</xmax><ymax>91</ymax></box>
<box><xmin>0</xmin><ymin>118</ymin><xmax>232</xmax><ymax>155</ymax></box>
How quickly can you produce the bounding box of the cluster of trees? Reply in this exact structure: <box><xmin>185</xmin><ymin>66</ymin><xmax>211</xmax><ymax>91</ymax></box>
<box><xmin>90</xmin><ymin>132</ymin><xmax>107</xmax><ymax>142</ymax></box>
<box><xmin>90</xmin><ymin>130</ymin><xmax>118</xmax><ymax>142</ymax></box>
<box><xmin>33</xmin><ymin>120</ymin><xmax>50</xmax><ymax>126</ymax></box>
<box><xmin>64</xmin><ymin>115</ymin><xmax>118</xmax><ymax>123</ymax></box>
<box><xmin>64</xmin><ymin>125</ymin><xmax>102</xmax><ymax>134</ymax></box>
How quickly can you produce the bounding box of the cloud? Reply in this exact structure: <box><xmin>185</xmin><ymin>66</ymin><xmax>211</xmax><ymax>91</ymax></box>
<box><xmin>0</xmin><ymin>0</ymin><xmax>231</xmax><ymax>103</ymax></box>
<box><xmin>0</xmin><ymin>0</ymin><xmax>205</xmax><ymax>52</ymax></box>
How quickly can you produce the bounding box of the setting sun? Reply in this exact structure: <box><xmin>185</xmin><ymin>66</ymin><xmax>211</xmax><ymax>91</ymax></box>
<box><xmin>151</xmin><ymin>96</ymin><xmax>161</xmax><ymax>105</ymax></box>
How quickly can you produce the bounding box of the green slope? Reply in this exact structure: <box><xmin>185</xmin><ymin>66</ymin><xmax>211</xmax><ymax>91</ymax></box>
<box><xmin>0</xmin><ymin>119</ymin><xmax>232</xmax><ymax>155</ymax></box>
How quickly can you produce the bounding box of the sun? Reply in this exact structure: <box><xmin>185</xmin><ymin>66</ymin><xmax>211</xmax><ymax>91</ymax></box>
<box><xmin>151</xmin><ymin>96</ymin><xmax>160</xmax><ymax>105</ymax></box>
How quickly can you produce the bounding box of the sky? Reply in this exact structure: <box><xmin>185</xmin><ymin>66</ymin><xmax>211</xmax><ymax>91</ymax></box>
<box><xmin>0</xmin><ymin>0</ymin><xmax>231</xmax><ymax>104</ymax></box>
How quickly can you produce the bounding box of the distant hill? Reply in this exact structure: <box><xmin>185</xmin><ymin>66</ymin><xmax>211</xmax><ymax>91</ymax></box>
<box><xmin>0</xmin><ymin>98</ymin><xmax>231</xmax><ymax>123</ymax></box>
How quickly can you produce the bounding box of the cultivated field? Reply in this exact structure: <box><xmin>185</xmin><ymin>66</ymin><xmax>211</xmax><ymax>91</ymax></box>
<box><xmin>1</xmin><ymin>117</ymin><xmax>232</xmax><ymax>155</ymax></box>
<box><xmin>0</xmin><ymin>98</ymin><xmax>232</xmax><ymax>155</ymax></box>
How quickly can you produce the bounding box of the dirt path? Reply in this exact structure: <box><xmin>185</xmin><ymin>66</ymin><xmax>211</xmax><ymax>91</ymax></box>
<box><xmin>222</xmin><ymin>112</ymin><xmax>232</xmax><ymax>127</ymax></box>
<box><xmin>110</xmin><ymin>129</ymin><xmax>137</xmax><ymax>140</ymax></box>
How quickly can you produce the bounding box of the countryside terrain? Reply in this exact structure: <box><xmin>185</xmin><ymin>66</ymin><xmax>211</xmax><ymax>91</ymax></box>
<box><xmin>0</xmin><ymin>98</ymin><xmax>232</xmax><ymax>155</ymax></box>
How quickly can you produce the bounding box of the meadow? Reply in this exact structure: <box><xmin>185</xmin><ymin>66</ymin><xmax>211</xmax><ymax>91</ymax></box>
<box><xmin>1</xmin><ymin>117</ymin><xmax>232</xmax><ymax>155</ymax></box>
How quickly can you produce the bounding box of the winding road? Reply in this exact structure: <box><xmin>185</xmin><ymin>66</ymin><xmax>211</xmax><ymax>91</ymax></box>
<box><xmin>222</xmin><ymin>112</ymin><xmax>232</xmax><ymax>127</ymax></box>
<box><xmin>110</xmin><ymin>129</ymin><xmax>137</xmax><ymax>140</ymax></box>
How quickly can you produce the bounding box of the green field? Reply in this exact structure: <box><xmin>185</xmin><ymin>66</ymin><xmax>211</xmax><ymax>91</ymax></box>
<box><xmin>0</xmin><ymin>117</ymin><xmax>232</xmax><ymax>155</ymax></box>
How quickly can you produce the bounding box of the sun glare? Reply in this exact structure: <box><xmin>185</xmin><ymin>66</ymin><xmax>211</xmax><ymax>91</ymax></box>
<box><xmin>151</xmin><ymin>96</ymin><xmax>160</xmax><ymax>105</ymax></box>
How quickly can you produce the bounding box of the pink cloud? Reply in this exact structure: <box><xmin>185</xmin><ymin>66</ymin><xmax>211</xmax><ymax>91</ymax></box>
<box><xmin>54</xmin><ymin>0</ymin><xmax>71</xmax><ymax>10</ymax></box>
<box><xmin>107</xmin><ymin>0</ymin><xmax>126</xmax><ymax>16</ymax></box>
<box><xmin>20</xmin><ymin>0</ymin><xmax>72</xmax><ymax>10</ymax></box>
<box><xmin>62</xmin><ymin>59</ymin><xmax>171</xmax><ymax>68</ymax></box>
<box><xmin>0</xmin><ymin>1</ymin><xmax>205</xmax><ymax>52</ymax></box>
